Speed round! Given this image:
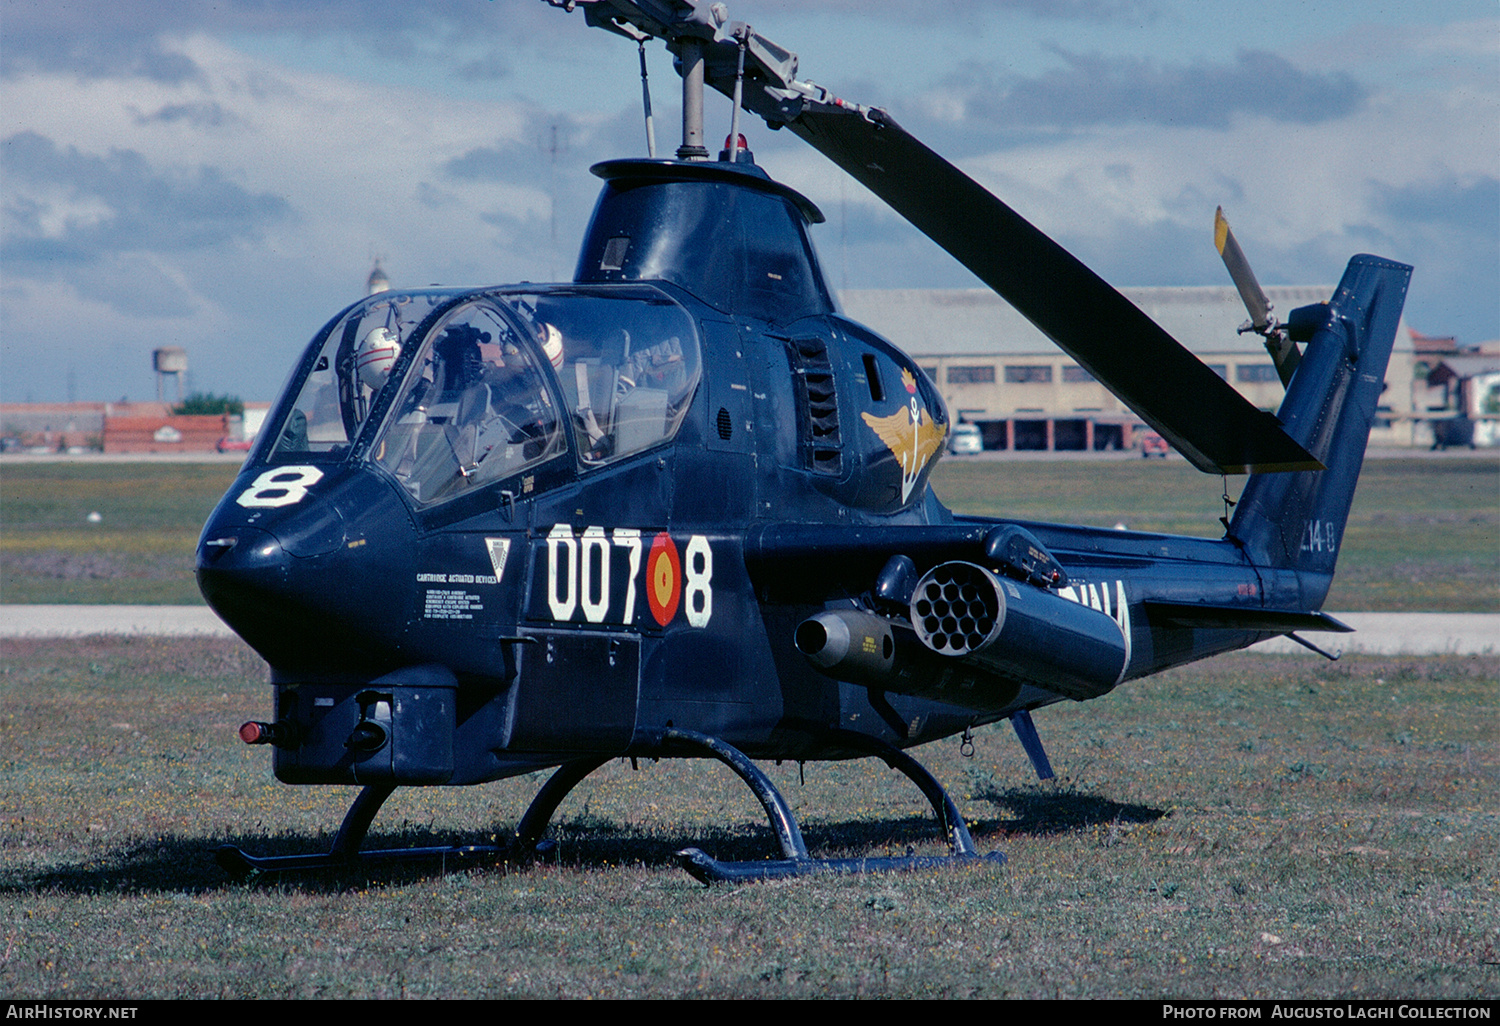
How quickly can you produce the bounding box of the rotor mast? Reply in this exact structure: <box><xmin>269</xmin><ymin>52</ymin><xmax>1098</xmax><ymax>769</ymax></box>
<box><xmin>551</xmin><ymin>0</ymin><xmax>819</xmax><ymax>160</ymax></box>
<box><xmin>677</xmin><ymin>37</ymin><xmax>709</xmax><ymax>159</ymax></box>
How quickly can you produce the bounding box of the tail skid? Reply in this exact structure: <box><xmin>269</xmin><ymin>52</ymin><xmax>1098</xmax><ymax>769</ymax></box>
<box><xmin>1229</xmin><ymin>254</ymin><xmax>1413</xmax><ymax>594</ymax></box>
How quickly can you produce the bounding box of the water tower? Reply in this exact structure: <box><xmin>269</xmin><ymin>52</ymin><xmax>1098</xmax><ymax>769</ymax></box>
<box><xmin>153</xmin><ymin>346</ymin><xmax>187</xmax><ymax>403</ymax></box>
<box><xmin>367</xmin><ymin>260</ymin><xmax>390</xmax><ymax>295</ymax></box>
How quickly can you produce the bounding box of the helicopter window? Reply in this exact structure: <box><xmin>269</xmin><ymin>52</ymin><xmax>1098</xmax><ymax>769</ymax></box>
<box><xmin>507</xmin><ymin>289</ymin><xmax>701</xmax><ymax>467</ymax></box>
<box><xmin>372</xmin><ymin>301</ymin><xmax>564</xmax><ymax>504</ymax></box>
<box><xmin>600</xmin><ymin>237</ymin><xmax>630</xmax><ymax>271</ymax></box>
<box><xmin>269</xmin><ymin>292</ymin><xmax>452</xmax><ymax>458</ymax></box>
<box><xmin>863</xmin><ymin>353</ymin><xmax>885</xmax><ymax>403</ymax></box>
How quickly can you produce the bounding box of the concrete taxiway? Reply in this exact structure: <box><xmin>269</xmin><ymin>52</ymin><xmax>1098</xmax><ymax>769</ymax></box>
<box><xmin>0</xmin><ymin>605</ymin><xmax>1494</xmax><ymax>655</ymax></box>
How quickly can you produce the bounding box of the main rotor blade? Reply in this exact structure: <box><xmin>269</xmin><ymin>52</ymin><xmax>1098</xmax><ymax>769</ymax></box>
<box><xmin>550</xmin><ymin>1</ymin><xmax>1318</xmax><ymax>472</ymax></box>
<box><xmin>782</xmin><ymin>102</ymin><xmax>1319</xmax><ymax>474</ymax></box>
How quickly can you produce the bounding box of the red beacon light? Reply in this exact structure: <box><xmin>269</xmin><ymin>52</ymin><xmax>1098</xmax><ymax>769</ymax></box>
<box><xmin>719</xmin><ymin>134</ymin><xmax>753</xmax><ymax>163</ymax></box>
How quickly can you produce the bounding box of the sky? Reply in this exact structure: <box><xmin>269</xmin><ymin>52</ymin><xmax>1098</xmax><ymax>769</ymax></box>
<box><xmin>2</xmin><ymin>0</ymin><xmax>1496</xmax><ymax>404</ymax></box>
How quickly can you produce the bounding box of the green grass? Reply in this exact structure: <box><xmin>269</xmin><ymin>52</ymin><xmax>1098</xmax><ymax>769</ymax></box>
<box><xmin>1</xmin><ymin>637</ymin><xmax>1495</xmax><ymax>998</ymax></box>
<box><xmin>0</xmin><ymin>463</ymin><xmax>240</xmax><ymax>604</ymax></box>
<box><xmin>1</xmin><ymin>457</ymin><xmax>1495</xmax><ymax>610</ymax></box>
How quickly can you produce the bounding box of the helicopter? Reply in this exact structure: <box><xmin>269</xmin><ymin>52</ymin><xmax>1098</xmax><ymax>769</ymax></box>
<box><xmin>199</xmin><ymin>0</ymin><xmax>1411</xmax><ymax>883</ymax></box>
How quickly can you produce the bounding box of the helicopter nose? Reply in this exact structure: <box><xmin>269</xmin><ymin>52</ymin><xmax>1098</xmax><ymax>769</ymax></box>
<box><xmin>198</xmin><ymin>525</ymin><xmax>286</xmax><ymax>570</ymax></box>
<box><xmin>196</xmin><ymin>469</ymin><xmax>416</xmax><ymax>675</ymax></box>
<box><xmin>197</xmin><ymin>523</ymin><xmax>320</xmax><ymax>667</ymax></box>
<box><xmin>197</xmin><ymin>526</ymin><xmax>290</xmax><ymax>603</ymax></box>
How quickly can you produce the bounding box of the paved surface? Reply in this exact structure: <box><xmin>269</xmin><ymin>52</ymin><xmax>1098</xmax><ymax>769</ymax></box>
<box><xmin>1</xmin><ymin>605</ymin><xmax>1494</xmax><ymax>655</ymax></box>
<box><xmin>1251</xmin><ymin>613</ymin><xmax>1497</xmax><ymax>656</ymax></box>
<box><xmin>1</xmin><ymin>605</ymin><xmax>235</xmax><ymax>637</ymax></box>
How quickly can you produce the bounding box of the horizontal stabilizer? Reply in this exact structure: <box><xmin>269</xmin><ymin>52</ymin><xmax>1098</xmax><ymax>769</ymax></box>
<box><xmin>1144</xmin><ymin>602</ymin><xmax>1353</xmax><ymax>634</ymax></box>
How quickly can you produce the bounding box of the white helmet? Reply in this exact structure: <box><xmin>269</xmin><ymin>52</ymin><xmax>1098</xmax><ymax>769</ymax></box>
<box><xmin>540</xmin><ymin>322</ymin><xmax>564</xmax><ymax>371</ymax></box>
<box><xmin>356</xmin><ymin>326</ymin><xmax>402</xmax><ymax>389</ymax></box>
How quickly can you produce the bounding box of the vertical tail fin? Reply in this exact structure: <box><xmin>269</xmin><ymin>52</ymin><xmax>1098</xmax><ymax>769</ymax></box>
<box><xmin>1228</xmin><ymin>255</ymin><xmax>1412</xmax><ymax>600</ymax></box>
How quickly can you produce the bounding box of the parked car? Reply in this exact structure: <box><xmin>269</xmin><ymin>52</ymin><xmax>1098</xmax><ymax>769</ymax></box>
<box><xmin>949</xmin><ymin>422</ymin><xmax>983</xmax><ymax>455</ymax></box>
<box><xmin>216</xmin><ymin>436</ymin><xmax>254</xmax><ymax>453</ymax></box>
<box><xmin>1139</xmin><ymin>431</ymin><xmax>1169</xmax><ymax>458</ymax></box>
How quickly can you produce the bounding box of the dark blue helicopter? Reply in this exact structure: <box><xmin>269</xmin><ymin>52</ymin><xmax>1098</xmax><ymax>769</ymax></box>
<box><xmin>200</xmin><ymin>0</ymin><xmax>1411</xmax><ymax>882</ymax></box>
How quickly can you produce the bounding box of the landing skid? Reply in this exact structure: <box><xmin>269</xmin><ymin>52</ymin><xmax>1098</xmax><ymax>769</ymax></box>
<box><xmin>665</xmin><ymin>729</ymin><xmax>1004</xmax><ymax>883</ymax></box>
<box><xmin>215</xmin><ymin>731</ymin><xmax>1003</xmax><ymax>883</ymax></box>
<box><xmin>214</xmin><ymin>780</ymin><xmax>519</xmax><ymax>879</ymax></box>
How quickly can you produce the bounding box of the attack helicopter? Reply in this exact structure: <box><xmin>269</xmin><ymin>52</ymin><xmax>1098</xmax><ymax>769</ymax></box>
<box><xmin>200</xmin><ymin>0</ymin><xmax>1411</xmax><ymax>882</ymax></box>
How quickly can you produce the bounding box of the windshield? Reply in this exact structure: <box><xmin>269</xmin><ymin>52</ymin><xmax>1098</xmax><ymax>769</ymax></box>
<box><xmin>257</xmin><ymin>287</ymin><xmax>701</xmax><ymax>505</ymax></box>
<box><xmin>368</xmin><ymin>286</ymin><xmax>701</xmax><ymax>505</ymax></box>
<box><xmin>372</xmin><ymin>298</ymin><xmax>565</xmax><ymax>504</ymax></box>
<box><xmin>268</xmin><ymin>291</ymin><xmax>460</xmax><ymax>458</ymax></box>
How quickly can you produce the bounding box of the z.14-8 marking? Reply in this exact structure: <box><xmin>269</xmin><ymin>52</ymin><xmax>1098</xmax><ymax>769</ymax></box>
<box><xmin>1300</xmin><ymin>519</ymin><xmax>1337</xmax><ymax>555</ymax></box>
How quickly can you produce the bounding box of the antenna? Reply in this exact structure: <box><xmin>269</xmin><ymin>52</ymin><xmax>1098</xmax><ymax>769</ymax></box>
<box><xmin>546</xmin><ymin>122</ymin><xmax>567</xmax><ymax>279</ymax></box>
<box><xmin>726</xmin><ymin>26</ymin><xmax>748</xmax><ymax>162</ymax></box>
<box><xmin>638</xmin><ymin>41</ymin><xmax>657</xmax><ymax>158</ymax></box>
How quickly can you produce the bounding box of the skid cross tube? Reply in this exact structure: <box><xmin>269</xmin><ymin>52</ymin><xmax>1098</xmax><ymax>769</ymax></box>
<box><xmin>821</xmin><ymin>729</ymin><xmax>980</xmax><ymax>856</ymax></box>
<box><xmin>660</xmin><ymin>728</ymin><xmax>810</xmax><ymax>860</ymax></box>
<box><xmin>216</xmin><ymin>757</ymin><xmax>616</xmax><ymax>879</ymax></box>
<box><xmin>511</xmin><ymin>756</ymin><xmax>612</xmax><ymax>852</ymax></box>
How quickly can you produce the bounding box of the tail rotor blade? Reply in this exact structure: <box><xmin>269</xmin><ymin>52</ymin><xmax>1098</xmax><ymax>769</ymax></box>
<box><xmin>1214</xmin><ymin>206</ymin><xmax>1274</xmax><ymax>333</ymax></box>
<box><xmin>1214</xmin><ymin>207</ymin><xmax>1300</xmax><ymax>387</ymax></box>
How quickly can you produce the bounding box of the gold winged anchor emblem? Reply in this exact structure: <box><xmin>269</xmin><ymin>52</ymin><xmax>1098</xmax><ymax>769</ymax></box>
<box><xmin>861</xmin><ymin>367</ymin><xmax>947</xmax><ymax>503</ymax></box>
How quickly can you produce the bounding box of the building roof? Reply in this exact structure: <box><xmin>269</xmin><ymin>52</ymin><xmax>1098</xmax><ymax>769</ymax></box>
<box><xmin>1428</xmin><ymin>355</ymin><xmax>1500</xmax><ymax>381</ymax></box>
<box><xmin>835</xmin><ymin>284</ymin><xmax>1402</xmax><ymax>360</ymax></box>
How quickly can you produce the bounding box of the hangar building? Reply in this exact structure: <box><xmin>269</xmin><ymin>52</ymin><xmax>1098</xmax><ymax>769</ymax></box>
<box><xmin>839</xmin><ymin>285</ymin><xmax>1419</xmax><ymax>451</ymax></box>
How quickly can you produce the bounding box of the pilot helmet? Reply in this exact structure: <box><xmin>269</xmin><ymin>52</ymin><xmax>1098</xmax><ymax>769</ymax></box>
<box><xmin>539</xmin><ymin>322</ymin><xmax>565</xmax><ymax>371</ymax></box>
<box><xmin>356</xmin><ymin>326</ymin><xmax>402</xmax><ymax>390</ymax></box>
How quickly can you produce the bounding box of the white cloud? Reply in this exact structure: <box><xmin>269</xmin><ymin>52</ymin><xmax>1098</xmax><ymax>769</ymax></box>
<box><xmin>0</xmin><ymin>33</ymin><xmax>599</xmax><ymax>400</ymax></box>
<box><xmin>2</xmin><ymin>5</ymin><xmax>1496</xmax><ymax>400</ymax></box>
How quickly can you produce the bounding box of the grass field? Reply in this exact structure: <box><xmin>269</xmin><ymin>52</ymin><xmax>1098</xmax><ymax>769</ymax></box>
<box><xmin>0</xmin><ymin>462</ymin><xmax>240</xmax><ymax>605</ymax></box>
<box><xmin>1</xmin><ymin>455</ymin><xmax>1496</xmax><ymax>610</ymax></box>
<box><xmin>1</xmin><ymin>636</ymin><xmax>1494</xmax><ymax>999</ymax></box>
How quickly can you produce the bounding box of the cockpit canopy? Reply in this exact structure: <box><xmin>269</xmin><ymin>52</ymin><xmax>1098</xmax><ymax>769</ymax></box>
<box><xmin>265</xmin><ymin>285</ymin><xmax>701</xmax><ymax>505</ymax></box>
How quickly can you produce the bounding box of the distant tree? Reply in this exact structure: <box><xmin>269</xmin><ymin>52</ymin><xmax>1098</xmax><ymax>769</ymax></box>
<box><xmin>174</xmin><ymin>392</ymin><xmax>244</xmax><ymax>416</ymax></box>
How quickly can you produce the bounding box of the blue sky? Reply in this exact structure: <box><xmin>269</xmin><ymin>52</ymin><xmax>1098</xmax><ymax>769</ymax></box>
<box><xmin>2</xmin><ymin>0</ymin><xmax>1496</xmax><ymax>403</ymax></box>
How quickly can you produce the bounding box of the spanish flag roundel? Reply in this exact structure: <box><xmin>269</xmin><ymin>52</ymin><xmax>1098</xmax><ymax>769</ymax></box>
<box><xmin>647</xmin><ymin>531</ymin><xmax>681</xmax><ymax>626</ymax></box>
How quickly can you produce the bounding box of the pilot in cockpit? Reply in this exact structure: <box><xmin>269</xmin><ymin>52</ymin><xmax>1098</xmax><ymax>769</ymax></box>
<box><xmin>447</xmin><ymin>326</ymin><xmax>556</xmax><ymax>475</ymax></box>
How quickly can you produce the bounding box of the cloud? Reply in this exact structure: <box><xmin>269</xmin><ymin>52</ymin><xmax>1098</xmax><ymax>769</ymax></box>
<box><xmin>0</xmin><ymin>0</ymin><xmax>565</xmax><ymax>82</ymax></box>
<box><xmin>2</xmin><ymin>130</ymin><xmax>295</xmax><ymax>261</ymax></box>
<box><xmin>0</xmin><ymin>33</ymin><xmax>202</xmax><ymax>84</ymax></box>
<box><xmin>130</xmin><ymin>101</ymin><xmax>242</xmax><ymax>129</ymax></box>
<box><xmin>724</xmin><ymin>0</ymin><xmax>1161</xmax><ymax>23</ymax></box>
<box><xmin>960</xmin><ymin>49</ymin><xmax>1367</xmax><ymax>131</ymax></box>
<box><xmin>1378</xmin><ymin>174</ymin><xmax>1500</xmax><ymax>235</ymax></box>
<box><xmin>1374</xmin><ymin>175</ymin><xmax>1500</xmax><ymax>343</ymax></box>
